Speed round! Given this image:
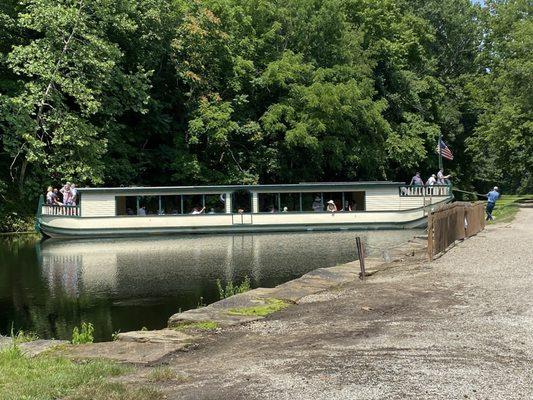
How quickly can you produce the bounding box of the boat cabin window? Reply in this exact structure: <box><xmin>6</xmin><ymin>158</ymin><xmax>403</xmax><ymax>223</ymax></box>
<box><xmin>116</xmin><ymin>194</ymin><xmax>226</xmax><ymax>215</ymax></box>
<box><xmin>344</xmin><ymin>191</ymin><xmax>365</xmax><ymax>211</ymax></box>
<box><xmin>232</xmin><ymin>190</ymin><xmax>251</xmax><ymax>212</ymax></box>
<box><xmin>258</xmin><ymin>193</ymin><xmax>279</xmax><ymax>212</ymax></box>
<box><xmin>182</xmin><ymin>195</ymin><xmax>204</xmax><ymax>214</ymax></box>
<box><xmin>161</xmin><ymin>195</ymin><xmax>181</xmax><ymax>215</ymax></box>
<box><xmin>137</xmin><ymin>196</ymin><xmax>159</xmax><ymax>215</ymax></box>
<box><xmin>204</xmin><ymin>194</ymin><xmax>225</xmax><ymax>213</ymax></box>
<box><xmin>280</xmin><ymin>193</ymin><xmax>300</xmax><ymax>212</ymax></box>
<box><xmin>256</xmin><ymin>191</ymin><xmax>366</xmax><ymax>212</ymax></box>
<box><xmin>301</xmin><ymin>193</ymin><xmax>322</xmax><ymax>212</ymax></box>
<box><xmin>116</xmin><ymin>196</ymin><xmax>137</xmax><ymax>215</ymax></box>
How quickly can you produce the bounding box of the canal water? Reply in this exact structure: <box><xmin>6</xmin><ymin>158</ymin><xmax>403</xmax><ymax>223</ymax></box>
<box><xmin>0</xmin><ymin>230</ymin><xmax>419</xmax><ymax>342</ymax></box>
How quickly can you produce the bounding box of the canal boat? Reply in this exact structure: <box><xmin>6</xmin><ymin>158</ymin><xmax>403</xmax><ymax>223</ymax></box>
<box><xmin>36</xmin><ymin>182</ymin><xmax>452</xmax><ymax>238</ymax></box>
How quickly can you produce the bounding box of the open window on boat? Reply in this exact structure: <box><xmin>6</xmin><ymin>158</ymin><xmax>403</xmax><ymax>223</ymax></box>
<box><xmin>205</xmin><ymin>194</ymin><xmax>225</xmax><ymax>213</ymax></box>
<box><xmin>301</xmin><ymin>193</ymin><xmax>322</xmax><ymax>212</ymax></box>
<box><xmin>344</xmin><ymin>191</ymin><xmax>366</xmax><ymax>211</ymax></box>
<box><xmin>138</xmin><ymin>196</ymin><xmax>159</xmax><ymax>215</ymax></box>
<box><xmin>279</xmin><ymin>193</ymin><xmax>299</xmax><ymax>212</ymax></box>
<box><xmin>322</xmin><ymin>192</ymin><xmax>343</xmax><ymax>211</ymax></box>
<box><xmin>161</xmin><ymin>195</ymin><xmax>181</xmax><ymax>215</ymax></box>
<box><xmin>182</xmin><ymin>194</ymin><xmax>203</xmax><ymax>214</ymax></box>
<box><xmin>258</xmin><ymin>193</ymin><xmax>278</xmax><ymax>212</ymax></box>
<box><xmin>116</xmin><ymin>196</ymin><xmax>138</xmax><ymax>215</ymax></box>
<box><xmin>115</xmin><ymin>195</ymin><xmax>161</xmax><ymax>215</ymax></box>
<box><xmin>232</xmin><ymin>190</ymin><xmax>251</xmax><ymax>212</ymax></box>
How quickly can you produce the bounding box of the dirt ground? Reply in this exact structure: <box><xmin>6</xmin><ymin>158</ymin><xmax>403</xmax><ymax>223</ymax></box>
<box><xmin>151</xmin><ymin>208</ymin><xmax>533</xmax><ymax>399</ymax></box>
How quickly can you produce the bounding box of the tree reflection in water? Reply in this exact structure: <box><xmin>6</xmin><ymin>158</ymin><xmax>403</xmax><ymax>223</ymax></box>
<box><xmin>1</xmin><ymin>230</ymin><xmax>418</xmax><ymax>341</ymax></box>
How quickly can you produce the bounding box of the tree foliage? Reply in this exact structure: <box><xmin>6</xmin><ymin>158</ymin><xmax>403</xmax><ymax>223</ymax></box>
<box><xmin>0</xmin><ymin>0</ymin><xmax>531</xmax><ymax>219</ymax></box>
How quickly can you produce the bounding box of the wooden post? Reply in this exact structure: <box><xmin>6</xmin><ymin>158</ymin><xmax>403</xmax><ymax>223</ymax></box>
<box><xmin>356</xmin><ymin>236</ymin><xmax>366</xmax><ymax>280</ymax></box>
<box><xmin>427</xmin><ymin>210</ymin><xmax>433</xmax><ymax>261</ymax></box>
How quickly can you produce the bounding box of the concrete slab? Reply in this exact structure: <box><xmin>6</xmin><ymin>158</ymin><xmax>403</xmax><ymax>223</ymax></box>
<box><xmin>57</xmin><ymin>341</ymin><xmax>186</xmax><ymax>365</ymax></box>
<box><xmin>117</xmin><ymin>329</ymin><xmax>194</xmax><ymax>344</ymax></box>
<box><xmin>0</xmin><ymin>337</ymin><xmax>68</xmax><ymax>357</ymax></box>
<box><xmin>168</xmin><ymin>307</ymin><xmax>262</xmax><ymax>328</ymax></box>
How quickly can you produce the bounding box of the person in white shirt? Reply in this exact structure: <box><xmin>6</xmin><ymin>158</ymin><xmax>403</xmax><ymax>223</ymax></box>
<box><xmin>191</xmin><ymin>206</ymin><xmax>206</xmax><ymax>214</ymax></box>
<box><xmin>70</xmin><ymin>184</ymin><xmax>78</xmax><ymax>205</ymax></box>
<box><xmin>46</xmin><ymin>186</ymin><xmax>55</xmax><ymax>205</ymax></box>
<box><xmin>427</xmin><ymin>174</ymin><xmax>437</xmax><ymax>195</ymax></box>
<box><xmin>437</xmin><ymin>169</ymin><xmax>451</xmax><ymax>185</ymax></box>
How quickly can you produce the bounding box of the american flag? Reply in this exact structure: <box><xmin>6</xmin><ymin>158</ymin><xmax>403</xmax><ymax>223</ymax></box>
<box><xmin>436</xmin><ymin>138</ymin><xmax>454</xmax><ymax>160</ymax></box>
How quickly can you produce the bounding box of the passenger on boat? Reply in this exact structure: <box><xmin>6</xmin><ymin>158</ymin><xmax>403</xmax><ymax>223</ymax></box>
<box><xmin>61</xmin><ymin>183</ymin><xmax>73</xmax><ymax>206</ymax></box>
<box><xmin>410</xmin><ymin>172</ymin><xmax>424</xmax><ymax>186</ymax></box>
<box><xmin>208</xmin><ymin>208</ymin><xmax>216</xmax><ymax>214</ymax></box>
<box><xmin>437</xmin><ymin>169</ymin><xmax>451</xmax><ymax>185</ymax></box>
<box><xmin>53</xmin><ymin>188</ymin><xmax>62</xmax><ymax>204</ymax></box>
<box><xmin>312</xmin><ymin>196</ymin><xmax>323</xmax><ymax>212</ymax></box>
<box><xmin>282</xmin><ymin>206</ymin><xmax>288</xmax><ymax>212</ymax></box>
<box><xmin>326</xmin><ymin>200</ymin><xmax>337</xmax><ymax>212</ymax></box>
<box><xmin>46</xmin><ymin>187</ymin><xmax>61</xmax><ymax>205</ymax></box>
<box><xmin>138</xmin><ymin>206</ymin><xmax>147</xmax><ymax>216</ymax></box>
<box><xmin>70</xmin><ymin>184</ymin><xmax>77</xmax><ymax>205</ymax></box>
<box><xmin>191</xmin><ymin>206</ymin><xmax>205</xmax><ymax>214</ymax></box>
<box><xmin>427</xmin><ymin>174</ymin><xmax>437</xmax><ymax>195</ymax></box>
<box><xmin>46</xmin><ymin>187</ymin><xmax>53</xmax><ymax>205</ymax></box>
<box><xmin>343</xmin><ymin>201</ymin><xmax>352</xmax><ymax>212</ymax></box>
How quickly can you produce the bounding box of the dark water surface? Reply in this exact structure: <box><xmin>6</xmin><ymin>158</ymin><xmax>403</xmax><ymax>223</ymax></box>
<box><xmin>0</xmin><ymin>230</ymin><xmax>418</xmax><ymax>341</ymax></box>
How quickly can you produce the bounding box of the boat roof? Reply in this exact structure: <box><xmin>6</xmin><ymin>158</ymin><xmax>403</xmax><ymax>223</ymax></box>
<box><xmin>77</xmin><ymin>181</ymin><xmax>405</xmax><ymax>195</ymax></box>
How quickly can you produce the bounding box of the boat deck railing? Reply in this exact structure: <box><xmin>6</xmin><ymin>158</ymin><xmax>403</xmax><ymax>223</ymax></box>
<box><xmin>399</xmin><ymin>184</ymin><xmax>451</xmax><ymax>197</ymax></box>
<box><xmin>41</xmin><ymin>204</ymin><xmax>81</xmax><ymax>216</ymax></box>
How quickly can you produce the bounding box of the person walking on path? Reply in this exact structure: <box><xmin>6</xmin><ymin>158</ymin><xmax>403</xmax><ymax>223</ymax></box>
<box><xmin>486</xmin><ymin>186</ymin><xmax>500</xmax><ymax>221</ymax></box>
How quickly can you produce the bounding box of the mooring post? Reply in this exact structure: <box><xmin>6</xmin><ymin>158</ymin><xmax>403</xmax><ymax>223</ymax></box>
<box><xmin>356</xmin><ymin>236</ymin><xmax>366</xmax><ymax>280</ymax></box>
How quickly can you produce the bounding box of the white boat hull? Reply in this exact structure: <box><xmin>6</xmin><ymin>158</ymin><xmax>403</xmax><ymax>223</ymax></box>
<box><xmin>38</xmin><ymin>203</ymin><xmax>446</xmax><ymax>239</ymax></box>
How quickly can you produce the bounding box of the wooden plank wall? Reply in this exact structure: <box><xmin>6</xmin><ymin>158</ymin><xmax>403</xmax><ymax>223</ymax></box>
<box><xmin>428</xmin><ymin>202</ymin><xmax>485</xmax><ymax>260</ymax></box>
<box><xmin>81</xmin><ymin>193</ymin><xmax>116</xmax><ymax>217</ymax></box>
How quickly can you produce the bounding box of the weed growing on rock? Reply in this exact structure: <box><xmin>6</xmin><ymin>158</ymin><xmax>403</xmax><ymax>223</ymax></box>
<box><xmin>71</xmin><ymin>322</ymin><xmax>94</xmax><ymax>344</ymax></box>
<box><xmin>9</xmin><ymin>325</ymin><xmax>39</xmax><ymax>344</ymax></box>
<box><xmin>216</xmin><ymin>276</ymin><xmax>251</xmax><ymax>299</ymax></box>
<box><xmin>173</xmin><ymin>321</ymin><xmax>219</xmax><ymax>331</ymax></box>
<box><xmin>227</xmin><ymin>298</ymin><xmax>289</xmax><ymax>317</ymax></box>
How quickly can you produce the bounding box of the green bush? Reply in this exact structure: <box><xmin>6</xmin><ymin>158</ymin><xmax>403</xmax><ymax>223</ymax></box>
<box><xmin>216</xmin><ymin>276</ymin><xmax>251</xmax><ymax>299</ymax></box>
<box><xmin>0</xmin><ymin>212</ymin><xmax>35</xmax><ymax>233</ymax></box>
<box><xmin>71</xmin><ymin>322</ymin><xmax>95</xmax><ymax>344</ymax></box>
<box><xmin>13</xmin><ymin>329</ymin><xmax>39</xmax><ymax>344</ymax></box>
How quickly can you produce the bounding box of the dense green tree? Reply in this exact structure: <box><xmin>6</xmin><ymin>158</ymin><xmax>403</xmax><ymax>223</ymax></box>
<box><xmin>0</xmin><ymin>0</ymin><xmax>530</xmax><ymax>230</ymax></box>
<box><xmin>0</xmin><ymin>0</ymin><xmax>152</xmax><ymax>194</ymax></box>
<box><xmin>467</xmin><ymin>0</ymin><xmax>532</xmax><ymax>193</ymax></box>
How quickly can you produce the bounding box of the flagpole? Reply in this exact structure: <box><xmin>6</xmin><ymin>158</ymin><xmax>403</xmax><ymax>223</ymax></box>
<box><xmin>438</xmin><ymin>132</ymin><xmax>443</xmax><ymax>171</ymax></box>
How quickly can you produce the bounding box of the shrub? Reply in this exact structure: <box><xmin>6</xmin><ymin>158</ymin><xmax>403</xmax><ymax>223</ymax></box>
<box><xmin>71</xmin><ymin>322</ymin><xmax>94</xmax><ymax>344</ymax></box>
<box><xmin>13</xmin><ymin>329</ymin><xmax>39</xmax><ymax>344</ymax></box>
<box><xmin>216</xmin><ymin>276</ymin><xmax>252</xmax><ymax>299</ymax></box>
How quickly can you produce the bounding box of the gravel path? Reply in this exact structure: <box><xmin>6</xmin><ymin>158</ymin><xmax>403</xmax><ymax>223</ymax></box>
<box><xmin>161</xmin><ymin>208</ymin><xmax>533</xmax><ymax>399</ymax></box>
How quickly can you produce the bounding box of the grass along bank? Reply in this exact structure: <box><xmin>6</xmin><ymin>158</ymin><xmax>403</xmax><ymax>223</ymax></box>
<box><xmin>489</xmin><ymin>195</ymin><xmax>532</xmax><ymax>223</ymax></box>
<box><xmin>0</xmin><ymin>345</ymin><xmax>160</xmax><ymax>400</ymax></box>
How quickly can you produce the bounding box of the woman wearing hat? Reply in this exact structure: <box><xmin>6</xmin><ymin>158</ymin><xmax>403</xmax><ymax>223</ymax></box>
<box><xmin>326</xmin><ymin>200</ymin><xmax>337</xmax><ymax>213</ymax></box>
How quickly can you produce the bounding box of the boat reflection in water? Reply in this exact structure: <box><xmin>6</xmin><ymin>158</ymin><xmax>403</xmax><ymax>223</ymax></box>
<box><xmin>37</xmin><ymin>230</ymin><xmax>417</xmax><ymax>341</ymax></box>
